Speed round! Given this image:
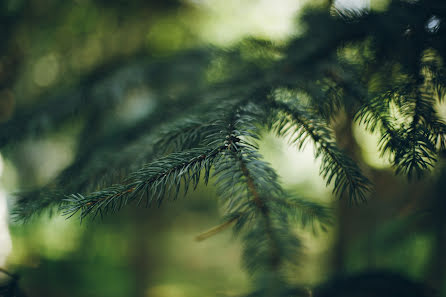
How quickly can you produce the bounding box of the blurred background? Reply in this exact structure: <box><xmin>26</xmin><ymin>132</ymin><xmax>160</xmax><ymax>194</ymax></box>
<box><xmin>0</xmin><ymin>0</ymin><xmax>444</xmax><ymax>296</ymax></box>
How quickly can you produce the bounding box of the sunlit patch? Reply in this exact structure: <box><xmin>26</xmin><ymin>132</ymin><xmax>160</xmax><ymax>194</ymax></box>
<box><xmin>185</xmin><ymin>0</ymin><xmax>306</xmax><ymax>45</ymax></box>
<box><xmin>20</xmin><ymin>136</ymin><xmax>75</xmax><ymax>186</ymax></box>
<box><xmin>259</xmin><ymin>132</ymin><xmax>330</xmax><ymax>199</ymax></box>
<box><xmin>34</xmin><ymin>215</ymin><xmax>82</xmax><ymax>260</ymax></box>
<box><xmin>353</xmin><ymin>123</ymin><xmax>392</xmax><ymax>169</ymax></box>
<box><xmin>33</xmin><ymin>53</ymin><xmax>60</xmax><ymax>87</ymax></box>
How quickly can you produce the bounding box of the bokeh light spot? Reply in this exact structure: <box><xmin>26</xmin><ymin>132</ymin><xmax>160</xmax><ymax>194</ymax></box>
<box><xmin>33</xmin><ymin>53</ymin><xmax>60</xmax><ymax>87</ymax></box>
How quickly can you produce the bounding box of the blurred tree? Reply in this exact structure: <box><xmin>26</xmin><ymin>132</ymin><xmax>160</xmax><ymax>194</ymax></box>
<box><xmin>1</xmin><ymin>0</ymin><xmax>446</xmax><ymax>296</ymax></box>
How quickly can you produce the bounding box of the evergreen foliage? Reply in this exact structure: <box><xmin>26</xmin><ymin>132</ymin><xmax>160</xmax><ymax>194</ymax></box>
<box><xmin>2</xmin><ymin>0</ymin><xmax>446</xmax><ymax>296</ymax></box>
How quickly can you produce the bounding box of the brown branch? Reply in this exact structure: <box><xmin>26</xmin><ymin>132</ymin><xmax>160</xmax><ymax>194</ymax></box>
<box><xmin>234</xmin><ymin>146</ymin><xmax>281</xmax><ymax>269</ymax></box>
<box><xmin>195</xmin><ymin>215</ymin><xmax>239</xmax><ymax>241</ymax></box>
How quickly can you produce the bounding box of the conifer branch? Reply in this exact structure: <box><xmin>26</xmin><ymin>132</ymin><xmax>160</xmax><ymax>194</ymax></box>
<box><xmin>393</xmin><ymin>82</ymin><xmax>438</xmax><ymax>178</ymax></box>
<box><xmin>355</xmin><ymin>89</ymin><xmax>411</xmax><ymax>170</ymax></box>
<box><xmin>5</xmin><ymin>2</ymin><xmax>446</xmax><ymax>295</ymax></box>
<box><xmin>357</xmin><ymin>66</ymin><xmax>445</xmax><ymax>178</ymax></box>
<box><xmin>207</xmin><ymin>103</ymin><xmax>302</xmax><ymax>275</ymax></box>
<box><xmin>355</xmin><ymin>89</ymin><xmax>396</xmax><ymax>134</ymax></box>
<box><xmin>62</xmin><ymin>146</ymin><xmax>224</xmax><ymax>219</ymax></box>
<box><xmin>398</xmin><ymin>88</ymin><xmax>435</xmax><ymax>178</ymax></box>
<box><xmin>272</xmin><ymin>100</ymin><xmax>371</xmax><ymax>203</ymax></box>
<box><xmin>12</xmin><ymin>100</ymin><xmax>210</xmax><ymax>221</ymax></box>
<box><xmin>237</xmin><ymin>155</ymin><xmax>282</xmax><ymax>270</ymax></box>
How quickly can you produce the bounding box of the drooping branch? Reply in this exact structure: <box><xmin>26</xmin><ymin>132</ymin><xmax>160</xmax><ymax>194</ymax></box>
<box><xmin>272</xmin><ymin>99</ymin><xmax>371</xmax><ymax>203</ymax></box>
<box><xmin>207</xmin><ymin>103</ymin><xmax>302</xmax><ymax>275</ymax></box>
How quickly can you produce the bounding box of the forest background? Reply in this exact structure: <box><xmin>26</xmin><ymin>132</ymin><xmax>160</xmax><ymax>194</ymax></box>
<box><xmin>0</xmin><ymin>0</ymin><xmax>444</xmax><ymax>296</ymax></box>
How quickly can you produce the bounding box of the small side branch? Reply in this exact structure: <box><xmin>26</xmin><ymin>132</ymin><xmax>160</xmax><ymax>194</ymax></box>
<box><xmin>195</xmin><ymin>216</ymin><xmax>239</xmax><ymax>241</ymax></box>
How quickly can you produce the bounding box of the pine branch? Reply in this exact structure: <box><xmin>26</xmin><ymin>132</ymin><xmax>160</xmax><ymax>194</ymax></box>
<box><xmin>272</xmin><ymin>99</ymin><xmax>371</xmax><ymax>203</ymax></box>
<box><xmin>355</xmin><ymin>88</ymin><xmax>412</xmax><ymax>172</ymax></box>
<box><xmin>77</xmin><ymin>112</ymin><xmax>215</xmax><ymax>192</ymax></box>
<box><xmin>355</xmin><ymin>88</ymin><xmax>399</xmax><ymax>134</ymax></box>
<box><xmin>238</xmin><ymin>159</ymin><xmax>284</xmax><ymax>272</ymax></box>
<box><xmin>62</xmin><ymin>146</ymin><xmax>224</xmax><ymax>220</ymax></box>
<box><xmin>12</xmin><ymin>99</ymin><xmax>249</xmax><ymax>221</ymax></box>
<box><xmin>11</xmin><ymin>100</ymin><xmax>199</xmax><ymax>221</ymax></box>
<box><xmin>210</xmin><ymin>102</ymin><xmax>278</xmax><ymax>213</ymax></box>
<box><xmin>207</xmin><ymin>103</ymin><xmax>302</xmax><ymax>275</ymax></box>
<box><xmin>358</xmin><ymin>80</ymin><xmax>441</xmax><ymax>178</ymax></box>
<box><xmin>67</xmin><ymin>94</ymin><xmax>256</xmax><ymax>194</ymax></box>
<box><xmin>394</xmin><ymin>125</ymin><xmax>437</xmax><ymax>179</ymax></box>
<box><xmin>395</xmin><ymin>84</ymin><xmax>438</xmax><ymax>178</ymax></box>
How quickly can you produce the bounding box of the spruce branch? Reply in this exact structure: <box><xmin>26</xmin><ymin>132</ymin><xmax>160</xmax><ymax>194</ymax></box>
<box><xmin>62</xmin><ymin>146</ymin><xmax>224</xmax><ymax>220</ymax></box>
<box><xmin>237</xmin><ymin>158</ymin><xmax>283</xmax><ymax>271</ymax></box>
<box><xmin>355</xmin><ymin>89</ymin><xmax>396</xmax><ymax>134</ymax></box>
<box><xmin>11</xmin><ymin>99</ymin><xmax>208</xmax><ymax>221</ymax></box>
<box><xmin>356</xmin><ymin>82</ymin><xmax>441</xmax><ymax>178</ymax></box>
<box><xmin>355</xmin><ymin>89</ymin><xmax>410</xmax><ymax>166</ymax></box>
<box><xmin>73</xmin><ymin>99</ymin><xmax>226</xmax><ymax>191</ymax></box>
<box><xmin>207</xmin><ymin>103</ymin><xmax>302</xmax><ymax>275</ymax></box>
<box><xmin>396</xmin><ymin>84</ymin><xmax>438</xmax><ymax>178</ymax></box>
<box><xmin>393</xmin><ymin>125</ymin><xmax>437</xmax><ymax>179</ymax></box>
<box><xmin>209</xmin><ymin>101</ymin><xmax>280</xmax><ymax>213</ymax></box>
<box><xmin>13</xmin><ymin>99</ymin><xmax>254</xmax><ymax>222</ymax></box>
<box><xmin>272</xmin><ymin>100</ymin><xmax>371</xmax><ymax>203</ymax></box>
